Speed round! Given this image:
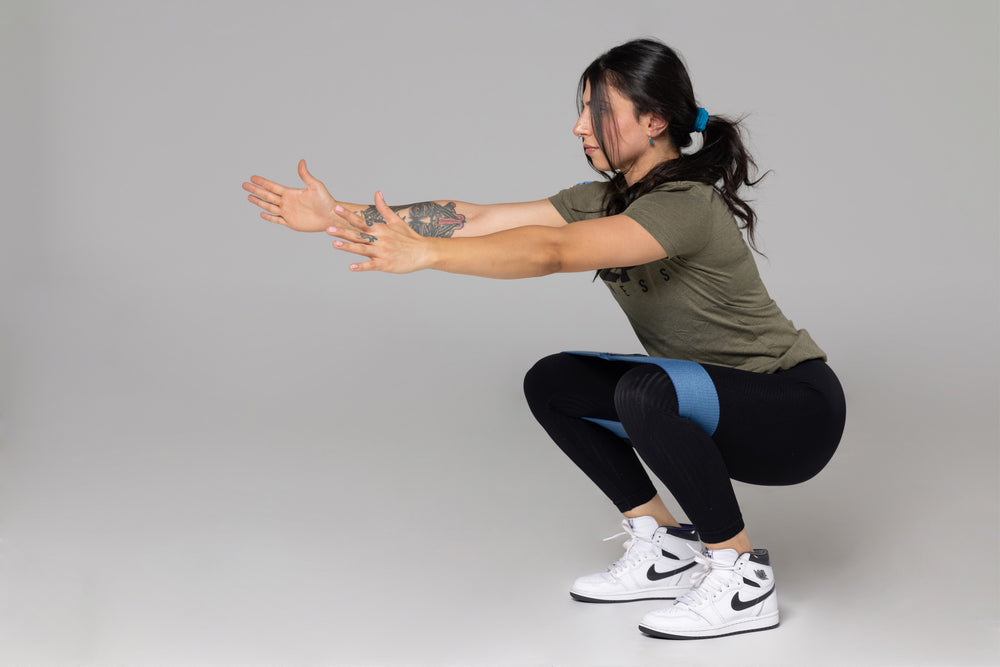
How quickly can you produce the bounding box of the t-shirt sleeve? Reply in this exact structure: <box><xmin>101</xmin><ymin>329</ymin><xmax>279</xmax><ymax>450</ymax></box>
<box><xmin>622</xmin><ymin>185</ymin><xmax>712</xmax><ymax>258</ymax></box>
<box><xmin>547</xmin><ymin>181</ymin><xmax>608</xmax><ymax>223</ymax></box>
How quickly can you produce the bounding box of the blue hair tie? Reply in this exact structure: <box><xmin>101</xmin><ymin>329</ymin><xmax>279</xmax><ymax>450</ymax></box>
<box><xmin>693</xmin><ymin>107</ymin><xmax>709</xmax><ymax>132</ymax></box>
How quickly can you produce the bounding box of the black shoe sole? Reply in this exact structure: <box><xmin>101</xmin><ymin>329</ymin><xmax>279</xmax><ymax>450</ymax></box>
<box><xmin>570</xmin><ymin>592</ymin><xmax>678</xmax><ymax>603</ymax></box>
<box><xmin>638</xmin><ymin>621</ymin><xmax>780</xmax><ymax>640</ymax></box>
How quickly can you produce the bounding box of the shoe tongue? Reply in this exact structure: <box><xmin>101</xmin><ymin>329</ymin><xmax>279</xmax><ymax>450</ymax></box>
<box><xmin>626</xmin><ymin>515</ymin><xmax>660</xmax><ymax>539</ymax></box>
<box><xmin>703</xmin><ymin>548</ymin><xmax>740</xmax><ymax>567</ymax></box>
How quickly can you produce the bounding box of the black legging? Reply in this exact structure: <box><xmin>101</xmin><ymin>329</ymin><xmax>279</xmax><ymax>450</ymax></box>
<box><xmin>523</xmin><ymin>353</ymin><xmax>846</xmax><ymax>543</ymax></box>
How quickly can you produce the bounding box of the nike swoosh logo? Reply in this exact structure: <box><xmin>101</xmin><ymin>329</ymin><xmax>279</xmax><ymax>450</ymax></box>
<box><xmin>646</xmin><ymin>561</ymin><xmax>696</xmax><ymax>581</ymax></box>
<box><xmin>730</xmin><ymin>586</ymin><xmax>775</xmax><ymax>611</ymax></box>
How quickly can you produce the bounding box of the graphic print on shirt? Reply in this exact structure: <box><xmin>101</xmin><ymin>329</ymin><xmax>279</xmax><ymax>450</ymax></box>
<box><xmin>600</xmin><ymin>266</ymin><xmax>671</xmax><ymax>298</ymax></box>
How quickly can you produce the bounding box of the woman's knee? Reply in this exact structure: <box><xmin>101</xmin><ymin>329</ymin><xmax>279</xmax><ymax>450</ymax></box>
<box><xmin>523</xmin><ymin>352</ymin><xmax>578</xmax><ymax>408</ymax></box>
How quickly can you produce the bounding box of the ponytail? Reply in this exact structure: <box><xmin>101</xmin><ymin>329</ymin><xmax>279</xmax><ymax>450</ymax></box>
<box><xmin>605</xmin><ymin>114</ymin><xmax>765</xmax><ymax>253</ymax></box>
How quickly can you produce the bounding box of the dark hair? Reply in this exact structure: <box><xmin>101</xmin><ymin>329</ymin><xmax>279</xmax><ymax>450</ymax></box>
<box><xmin>580</xmin><ymin>38</ymin><xmax>765</xmax><ymax>250</ymax></box>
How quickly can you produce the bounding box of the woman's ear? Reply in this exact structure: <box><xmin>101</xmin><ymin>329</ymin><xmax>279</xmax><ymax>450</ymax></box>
<box><xmin>647</xmin><ymin>113</ymin><xmax>668</xmax><ymax>138</ymax></box>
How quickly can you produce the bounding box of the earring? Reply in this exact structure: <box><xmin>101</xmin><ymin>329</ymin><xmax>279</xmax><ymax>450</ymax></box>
<box><xmin>648</xmin><ymin>137</ymin><xmax>654</xmax><ymax>146</ymax></box>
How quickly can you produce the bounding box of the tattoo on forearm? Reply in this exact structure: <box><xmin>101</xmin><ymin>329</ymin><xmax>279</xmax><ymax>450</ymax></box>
<box><xmin>360</xmin><ymin>201</ymin><xmax>467</xmax><ymax>238</ymax></box>
<box><xmin>360</xmin><ymin>204</ymin><xmax>408</xmax><ymax>227</ymax></box>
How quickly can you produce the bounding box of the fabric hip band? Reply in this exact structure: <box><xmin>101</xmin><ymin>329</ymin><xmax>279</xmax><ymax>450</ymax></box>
<box><xmin>564</xmin><ymin>351</ymin><xmax>720</xmax><ymax>436</ymax></box>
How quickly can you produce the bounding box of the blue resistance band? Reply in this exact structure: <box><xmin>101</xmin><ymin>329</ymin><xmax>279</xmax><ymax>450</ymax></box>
<box><xmin>565</xmin><ymin>351</ymin><xmax>720</xmax><ymax>437</ymax></box>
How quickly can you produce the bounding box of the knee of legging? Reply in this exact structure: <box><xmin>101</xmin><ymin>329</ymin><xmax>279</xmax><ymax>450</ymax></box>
<box><xmin>523</xmin><ymin>352</ymin><xmax>575</xmax><ymax>408</ymax></box>
<box><xmin>613</xmin><ymin>365</ymin><xmax>680</xmax><ymax>424</ymax></box>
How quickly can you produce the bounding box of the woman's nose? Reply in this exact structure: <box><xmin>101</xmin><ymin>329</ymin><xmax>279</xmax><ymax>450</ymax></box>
<box><xmin>573</xmin><ymin>111</ymin><xmax>590</xmax><ymax>137</ymax></box>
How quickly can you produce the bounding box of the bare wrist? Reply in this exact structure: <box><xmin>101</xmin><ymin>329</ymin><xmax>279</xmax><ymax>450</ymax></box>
<box><xmin>423</xmin><ymin>237</ymin><xmax>444</xmax><ymax>272</ymax></box>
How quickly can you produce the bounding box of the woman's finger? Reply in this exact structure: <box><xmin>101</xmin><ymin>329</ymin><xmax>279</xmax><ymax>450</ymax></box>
<box><xmin>249</xmin><ymin>175</ymin><xmax>288</xmax><ymax>195</ymax></box>
<box><xmin>373</xmin><ymin>191</ymin><xmax>402</xmax><ymax>225</ymax></box>
<box><xmin>248</xmin><ymin>195</ymin><xmax>281</xmax><ymax>215</ymax></box>
<box><xmin>331</xmin><ymin>239</ymin><xmax>377</xmax><ymax>258</ymax></box>
<box><xmin>348</xmin><ymin>260</ymin><xmax>379</xmax><ymax>272</ymax></box>
<box><xmin>260</xmin><ymin>211</ymin><xmax>287</xmax><ymax>226</ymax></box>
<box><xmin>298</xmin><ymin>159</ymin><xmax>321</xmax><ymax>187</ymax></box>
<box><xmin>242</xmin><ymin>181</ymin><xmax>281</xmax><ymax>204</ymax></box>
<box><xmin>326</xmin><ymin>225</ymin><xmax>369</xmax><ymax>244</ymax></box>
<box><xmin>334</xmin><ymin>205</ymin><xmax>373</xmax><ymax>233</ymax></box>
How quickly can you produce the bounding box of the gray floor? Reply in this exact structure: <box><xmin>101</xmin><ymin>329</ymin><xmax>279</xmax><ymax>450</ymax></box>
<box><xmin>1</xmin><ymin>297</ymin><xmax>997</xmax><ymax>665</ymax></box>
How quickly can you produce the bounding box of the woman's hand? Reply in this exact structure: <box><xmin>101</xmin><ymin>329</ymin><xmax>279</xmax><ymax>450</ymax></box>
<box><xmin>243</xmin><ymin>159</ymin><xmax>339</xmax><ymax>232</ymax></box>
<box><xmin>328</xmin><ymin>192</ymin><xmax>434</xmax><ymax>273</ymax></box>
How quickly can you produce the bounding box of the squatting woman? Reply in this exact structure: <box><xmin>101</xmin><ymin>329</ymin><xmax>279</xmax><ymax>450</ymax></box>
<box><xmin>242</xmin><ymin>38</ymin><xmax>846</xmax><ymax>640</ymax></box>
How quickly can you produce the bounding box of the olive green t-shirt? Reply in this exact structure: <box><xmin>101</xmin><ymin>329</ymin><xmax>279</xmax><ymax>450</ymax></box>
<box><xmin>548</xmin><ymin>180</ymin><xmax>826</xmax><ymax>373</ymax></box>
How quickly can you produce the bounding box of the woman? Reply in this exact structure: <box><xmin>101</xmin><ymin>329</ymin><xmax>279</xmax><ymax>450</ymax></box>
<box><xmin>242</xmin><ymin>38</ymin><xmax>846</xmax><ymax>640</ymax></box>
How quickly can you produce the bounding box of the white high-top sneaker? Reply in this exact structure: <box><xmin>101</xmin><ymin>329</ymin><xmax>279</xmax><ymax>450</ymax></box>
<box><xmin>570</xmin><ymin>516</ymin><xmax>706</xmax><ymax>603</ymax></box>
<box><xmin>638</xmin><ymin>547</ymin><xmax>780</xmax><ymax>639</ymax></box>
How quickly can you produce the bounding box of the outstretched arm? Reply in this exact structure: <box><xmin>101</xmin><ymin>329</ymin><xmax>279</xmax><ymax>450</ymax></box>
<box><xmin>243</xmin><ymin>160</ymin><xmax>565</xmax><ymax>236</ymax></box>
<box><xmin>327</xmin><ymin>192</ymin><xmax>666</xmax><ymax>278</ymax></box>
<box><xmin>353</xmin><ymin>198</ymin><xmax>568</xmax><ymax>238</ymax></box>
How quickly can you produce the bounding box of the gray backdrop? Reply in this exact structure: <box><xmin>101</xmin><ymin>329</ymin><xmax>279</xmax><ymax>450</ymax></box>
<box><xmin>2</xmin><ymin>1</ymin><xmax>998</xmax><ymax>665</ymax></box>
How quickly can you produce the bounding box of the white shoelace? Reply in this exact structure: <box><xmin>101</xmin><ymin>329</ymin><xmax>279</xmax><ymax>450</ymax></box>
<box><xmin>602</xmin><ymin>520</ymin><xmax>657</xmax><ymax>576</ymax></box>
<box><xmin>674</xmin><ymin>550</ymin><xmax>740</xmax><ymax>608</ymax></box>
